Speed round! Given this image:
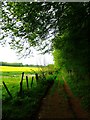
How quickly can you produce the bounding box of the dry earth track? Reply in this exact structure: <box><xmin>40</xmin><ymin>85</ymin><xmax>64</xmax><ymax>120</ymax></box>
<box><xmin>36</xmin><ymin>77</ymin><xmax>89</xmax><ymax>120</ymax></box>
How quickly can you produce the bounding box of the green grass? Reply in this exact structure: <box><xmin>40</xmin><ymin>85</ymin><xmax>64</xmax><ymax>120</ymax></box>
<box><xmin>2</xmin><ymin>83</ymin><xmax>48</xmax><ymax>120</ymax></box>
<box><xmin>67</xmin><ymin>77</ymin><xmax>90</xmax><ymax>112</ymax></box>
<box><xmin>2</xmin><ymin>72</ymin><xmax>36</xmax><ymax>100</ymax></box>
<box><xmin>60</xmin><ymin>69</ymin><xmax>90</xmax><ymax>112</ymax></box>
<box><xmin>55</xmin><ymin>68</ymin><xmax>90</xmax><ymax>112</ymax></box>
<box><xmin>2</xmin><ymin>69</ymin><xmax>55</xmax><ymax>120</ymax></box>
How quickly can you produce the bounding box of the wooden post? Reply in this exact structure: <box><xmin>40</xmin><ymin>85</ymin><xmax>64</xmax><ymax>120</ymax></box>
<box><xmin>3</xmin><ymin>81</ymin><xmax>12</xmax><ymax>98</ymax></box>
<box><xmin>21</xmin><ymin>72</ymin><xmax>24</xmax><ymax>82</ymax></box>
<box><xmin>20</xmin><ymin>82</ymin><xmax>22</xmax><ymax>94</ymax></box>
<box><xmin>26</xmin><ymin>76</ymin><xmax>29</xmax><ymax>89</ymax></box>
<box><xmin>31</xmin><ymin>76</ymin><xmax>34</xmax><ymax>88</ymax></box>
<box><xmin>35</xmin><ymin>73</ymin><xmax>38</xmax><ymax>84</ymax></box>
<box><xmin>20</xmin><ymin>72</ymin><xmax>24</xmax><ymax>94</ymax></box>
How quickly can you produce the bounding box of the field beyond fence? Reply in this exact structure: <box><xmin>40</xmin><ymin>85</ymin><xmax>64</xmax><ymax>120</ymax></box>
<box><xmin>1</xmin><ymin>65</ymin><xmax>55</xmax><ymax>120</ymax></box>
<box><xmin>0</xmin><ymin>66</ymin><xmax>40</xmax><ymax>72</ymax></box>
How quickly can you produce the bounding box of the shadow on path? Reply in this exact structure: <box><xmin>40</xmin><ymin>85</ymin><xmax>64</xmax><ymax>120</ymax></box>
<box><xmin>36</xmin><ymin>78</ymin><xmax>77</xmax><ymax>120</ymax></box>
<box><xmin>63</xmin><ymin>77</ymin><xmax>89</xmax><ymax>119</ymax></box>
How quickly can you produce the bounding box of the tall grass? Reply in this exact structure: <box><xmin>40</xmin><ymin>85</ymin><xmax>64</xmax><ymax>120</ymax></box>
<box><xmin>2</xmin><ymin>66</ymin><xmax>55</xmax><ymax>120</ymax></box>
<box><xmin>59</xmin><ymin>68</ymin><xmax>90</xmax><ymax>112</ymax></box>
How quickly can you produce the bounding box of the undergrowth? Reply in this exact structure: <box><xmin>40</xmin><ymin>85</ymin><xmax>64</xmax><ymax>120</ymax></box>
<box><xmin>60</xmin><ymin>69</ymin><xmax>90</xmax><ymax>112</ymax></box>
<box><xmin>2</xmin><ymin>72</ymin><xmax>55</xmax><ymax>120</ymax></box>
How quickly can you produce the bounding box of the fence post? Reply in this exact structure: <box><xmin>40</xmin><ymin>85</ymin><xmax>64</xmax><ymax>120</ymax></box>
<box><xmin>26</xmin><ymin>76</ymin><xmax>29</xmax><ymax>89</ymax></box>
<box><xmin>31</xmin><ymin>76</ymin><xmax>34</xmax><ymax>88</ymax></box>
<box><xmin>20</xmin><ymin>72</ymin><xmax>24</xmax><ymax>94</ymax></box>
<box><xmin>35</xmin><ymin>73</ymin><xmax>39</xmax><ymax>84</ymax></box>
<box><xmin>21</xmin><ymin>72</ymin><xmax>24</xmax><ymax>82</ymax></box>
<box><xmin>3</xmin><ymin>81</ymin><xmax>12</xmax><ymax>98</ymax></box>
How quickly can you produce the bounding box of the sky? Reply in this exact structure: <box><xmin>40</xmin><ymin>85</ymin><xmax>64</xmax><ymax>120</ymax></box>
<box><xmin>0</xmin><ymin>7</ymin><xmax>54</xmax><ymax>66</ymax></box>
<box><xmin>0</xmin><ymin>45</ymin><xmax>54</xmax><ymax>66</ymax></box>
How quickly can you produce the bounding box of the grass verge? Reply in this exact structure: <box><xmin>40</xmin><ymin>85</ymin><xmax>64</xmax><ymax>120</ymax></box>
<box><xmin>60</xmin><ymin>69</ymin><xmax>90</xmax><ymax>112</ymax></box>
<box><xmin>2</xmin><ymin>72</ymin><xmax>54</xmax><ymax>120</ymax></box>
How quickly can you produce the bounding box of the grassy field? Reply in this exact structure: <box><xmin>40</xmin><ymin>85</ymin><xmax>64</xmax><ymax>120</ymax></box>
<box><xmin>2</xmin><ymin>73</ymin><xmax>37</xmax><ymax>100</ymax></box>
<box><xmin>1</xmin><ymin>65</ymin><xmax>55</xmax><ymax>120</ymax></box>
<box><xmin>1</xmin><ymin>66</ymin><xmax>42</xmax><ymax>99</ymax></box>
<box><xmin>1</xmin><ymin>65</ymin><xmax>54</xmax><ymax>99</ymax></box>
<box><xmin>0</xmin><ymin>66</ymin><xmax>39</xmax><ymax>72</ymax></box>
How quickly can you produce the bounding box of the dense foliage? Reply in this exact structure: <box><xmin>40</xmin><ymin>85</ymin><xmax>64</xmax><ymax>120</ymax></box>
<box><xmin>1</xmin><ymin>2</ymin><xmax>90</xmax><ymax>79</ymax></box>
<box><xmin>53</xmin><ymin>2</ymin><xmax>90</xmax><ymax>80</ymax></box>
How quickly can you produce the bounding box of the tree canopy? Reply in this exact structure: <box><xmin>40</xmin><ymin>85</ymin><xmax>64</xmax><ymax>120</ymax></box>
<box><xmin>1</xmin><ymin>2</ymin><xmax>90</xmax><ymax>78</ymax></box>
<box><xmin>2</xmin><ymin>2</ymin><xmax>61</xmax><ymax>55</ymax></box>
<box><xmin>2</xmin><ymin>2</ymin><xmax>85</xmax><ymax>53</ymax></box>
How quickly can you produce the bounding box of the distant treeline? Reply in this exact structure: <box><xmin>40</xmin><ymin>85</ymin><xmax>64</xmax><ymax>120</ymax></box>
<box><xmin>0</xmin><ymin>62</ymin><xmax>44</xmax><ymax>67</ymax></box>
<box><xmin>0</xmin><ymin>62</ymin><xmax>23</xmax><ymax>67</ymax></box>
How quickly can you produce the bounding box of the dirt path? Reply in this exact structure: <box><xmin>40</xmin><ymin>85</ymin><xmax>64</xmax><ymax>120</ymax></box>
<box><xmin>63</xmin><ymin>77</ymin><xmax>89</xmax><ymax>119</ymax></box>
<box><xmin>36</xmin><ymin>78</ymin><xmax>89</xmax><ymax>120</ymax></box>
<box><xmin>37</xmin><ymin>79</ymin><xmax>74</xmax><ymax>119</ymax></box>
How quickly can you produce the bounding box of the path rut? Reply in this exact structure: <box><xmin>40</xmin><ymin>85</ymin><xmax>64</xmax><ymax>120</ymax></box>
<box><xmin>36</xmin><ymin>77</ymin><xmax>89</xmax><ymax>120</ymax></box>
<box><xmin>37</xmin><ymin>79</ymin><xmax>75</xmax><ymax>119</ymax></box>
